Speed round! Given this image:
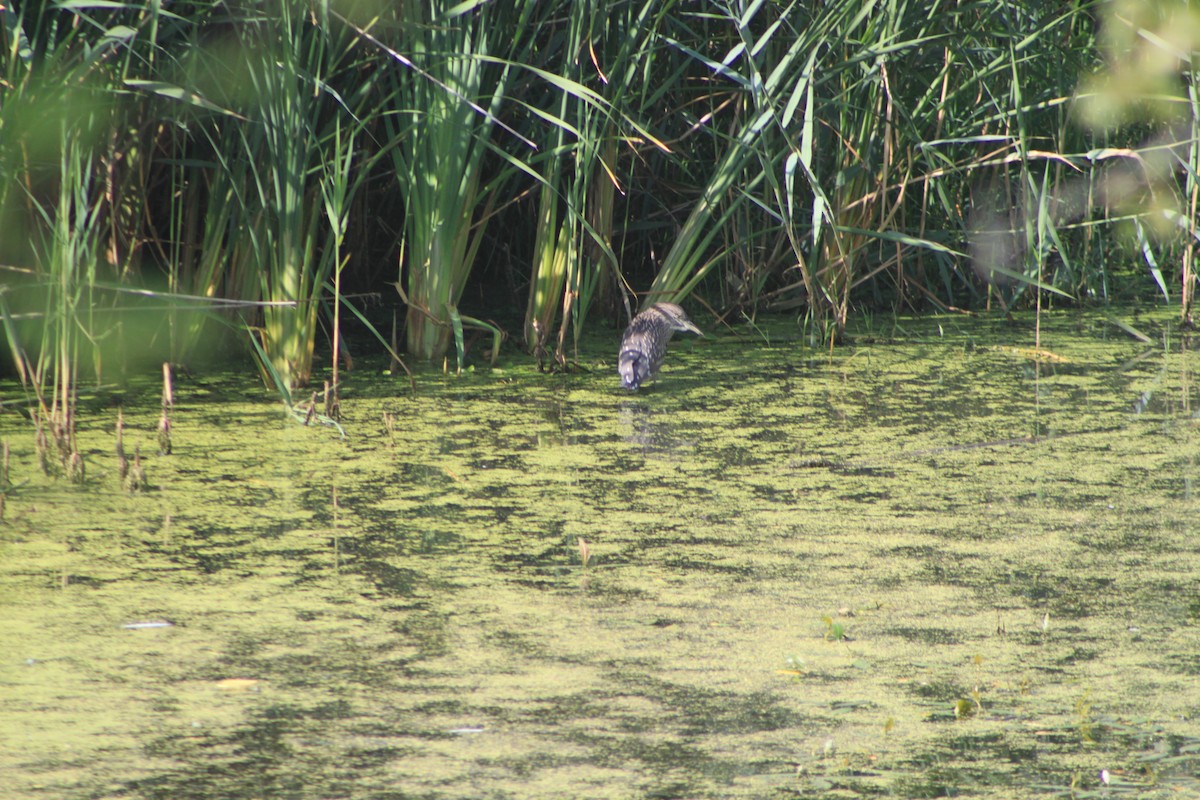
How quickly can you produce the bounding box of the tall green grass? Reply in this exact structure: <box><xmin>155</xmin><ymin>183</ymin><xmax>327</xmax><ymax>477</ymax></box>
<box><xmin>220</xmin><ymin>3</ymin><xmax>377</xmax><ymax>394</ymax></box>
<box><xmin>382</xmin><ymin>0</ymin><xmax>532</xmax><ymax>363</ymax></box>
<box><xmin>0</xmin><ymin>0</ymin><xmax>136</xmax><ymax>475</ymax></box>
<box><xmin>521</xmin><ymin>0</ymin><xmax>668</xmax><ymax>366</ymax></box>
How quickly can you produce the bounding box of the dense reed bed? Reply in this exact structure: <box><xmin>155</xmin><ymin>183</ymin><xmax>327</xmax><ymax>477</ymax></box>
<box><xmin>1</xmin><ymin>0</ymin><xmax>1197</xmax><ymax>415</ymax></box>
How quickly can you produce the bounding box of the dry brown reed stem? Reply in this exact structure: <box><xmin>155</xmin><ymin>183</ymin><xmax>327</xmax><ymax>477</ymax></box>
<box><xmin>45</xmin><ymin>404</ymin><xmax>83</xmax><ymax>481</ymax></box>
<box><xmin>158</xmin><ymin>363</ymin><xmax>173</xmax><ymax>456</ymax></box>
<box><xmin>35</xmin><ymin>417</ymin><xmax>49</xmax><ymax>476</ymax></box>
<box><xmin>68</xmin><ymin>451</ymin><xmax>84</xmax><ymax>483</ymax></box>
<box><xmin>52</xmin><ymin>413</ymin><xmax>70</xmax><ymax>466</ymax></box>
<box><xmin>25</xmin><ymin>371</ymin><xmax>83</xmax><ymax>485</ymax></box>
<box><xmin>157</xmin><ymin>414</ymin><xmax>172</xmax><ymax>456</ymax></box>
<box><xmin>116</xmin><ymin>411</ymin><xmax>128</xmax><ymax>482</ymax></box>
<box><xmin>161</xmin><ymin>362</ymin><xmax>173</xmax><ymax>409</ymax></box>
<box><xmin>67</xmin><ymin>407</ymin><xmax>86</xmax><ymax>481</ymax></box>
<box><xmin>1</xmin><ymin>439</ymin><xmax>8</xmax><ymax>519</ymax></box>
<box><xmin>126</xmin><ymin>446</ymin><xmax>146</xmax><ymax>493</ymax></box>
<box><xmin>382</xmin><ymin>412</ymin><xmax>396</xmax><ymax>446</ymax></box>
<box><xmin>531</xmin><ymin>319</ymin><xmax>547</xmax><ymax>372</ymax></box>
<box><xmin>323</xmin><ymin>380</ymin><xmax>340</xmax><ymax>421</ymax></box>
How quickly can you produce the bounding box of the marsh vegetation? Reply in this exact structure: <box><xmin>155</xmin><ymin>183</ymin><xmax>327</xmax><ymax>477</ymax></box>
<box><xmin>2</xmin><ymin>1</ymin><xmax>1200</xmax><ymax>796</ymax></box>
<box><xmin>1</xmin><ymin>1</ymin><xmax>1198</xmax><ymax>400</ymax></box>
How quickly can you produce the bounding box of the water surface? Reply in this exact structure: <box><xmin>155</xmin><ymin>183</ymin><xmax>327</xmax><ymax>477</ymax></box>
<box><xmin>2</xmin><ymin>311</ymin><xmax>1198</xmax><ymax>798</ymax></box>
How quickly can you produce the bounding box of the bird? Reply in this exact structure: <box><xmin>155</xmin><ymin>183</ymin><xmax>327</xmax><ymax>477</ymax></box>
<box><xmin>618</xmin><ymin>302</ymin><xmax>702</xmax><ymax>391</ymax></box>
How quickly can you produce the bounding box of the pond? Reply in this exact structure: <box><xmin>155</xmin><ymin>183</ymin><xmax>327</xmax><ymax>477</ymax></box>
<box><xmin>1</xmin><ymin>310</ymin><xmax>1198</xmax><ymax>799</ymax></box>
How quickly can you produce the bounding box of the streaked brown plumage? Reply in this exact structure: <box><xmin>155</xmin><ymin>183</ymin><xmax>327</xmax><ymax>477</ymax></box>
<box><xmin>618</xmin><ymin>302</ymin><xmax>702</xmax><ymax>391</ymax></box>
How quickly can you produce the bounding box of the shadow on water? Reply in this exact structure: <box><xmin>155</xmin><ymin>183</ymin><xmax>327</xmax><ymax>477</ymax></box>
<box><xmin>1</xmin><ymin>312</ymin><xmax>1199</xmax><ymax>798</ymax></box>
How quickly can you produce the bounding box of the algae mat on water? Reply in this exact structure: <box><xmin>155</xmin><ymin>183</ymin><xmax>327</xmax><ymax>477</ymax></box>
<box><xmin>1</xmin><ymin>311</ymin><xmax>1198</xmax><ymax>799</ymax></box>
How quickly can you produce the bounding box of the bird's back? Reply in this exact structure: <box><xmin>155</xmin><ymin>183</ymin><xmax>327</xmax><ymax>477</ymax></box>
<box><xmin>618</xmin><ymin>303</ymin><xmax>699</xmax><ymax>390</ymax></box>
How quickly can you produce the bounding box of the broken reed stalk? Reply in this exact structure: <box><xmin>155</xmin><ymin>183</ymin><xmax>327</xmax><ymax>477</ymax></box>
<box><xmin>55</xmin><ymin>355</ymin><xmax>84</xmax><ymax>483</ymax></box>
<box><xmin>304</xmin><ymin>392</ymin><xmax>318</xmax><ymax>426</ymax></box>
<box><xmin>116</xmin><ymin>410</ymin><xmax>128</xmax><ymax>482</ymax></box>
<box><xmin>0</xmin><ymin>440</ymin><xmax>8</xmax><ymax>520</ymax></box>
<box><xmin>161</xmin><ymin>362</ymin><xmax>174</xmax><ymax>408</ymax></box>
<box><xmin>44</xmin><ymin>389</ymin><xmax>84</xmax><ymax>484</ymax></box>
<box><xmin>51</xmin><ymin>410</ymin><xmax>69</xmax><ymax>467</ymax></box>
<box><xmin>157</xmin><ymin>413</ymin><xmax>172</xmax><ymax>456</ymax></box>
<box><xmin>158</xmin><ymin>362</ymin><xmax>173</xmax><ymax>456</ymax></box>
<box><xmin>67</xmin><ymin>449</ymin><xmax>84</xmax><ymax>483</ymax></box>
<box><xmin>125</xmin><ymin>445</ymin><xmax>146</xmax><ymax>493</ymax></box>
<box><xmin>323</xmin><ymin>380</ymin><xmax>340</xmax><ymax>420</ymax></box>
<box><xmin>382</xmin><ymin>411</ymin><xmax>396</xmax><ymax>446</ymax></box>
<box><xmin>34</xmin><ymin>416</ymin><xmax>48</xmax><ymax>475</ymax></box>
